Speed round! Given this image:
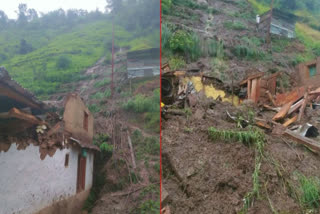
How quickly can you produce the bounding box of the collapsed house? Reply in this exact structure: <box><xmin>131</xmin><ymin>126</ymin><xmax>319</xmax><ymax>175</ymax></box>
<box><xmin>0</xmin><ymin>67</ymin><xmax>99</xmax><ymax>214</ymax></box>
<box><xmin>127</xmin><ymin>48</ymin><xmax>160</xmax><ymax>79</ymax></box>
<box><xmin>297</xmin><ymin>56</ymin><xmax>320</xmax><ymax>87</ymax></box>
<box><xmin>258</xmin><ymin>8</ymin><xmax>298</xmax><ymax>39</ymax></box>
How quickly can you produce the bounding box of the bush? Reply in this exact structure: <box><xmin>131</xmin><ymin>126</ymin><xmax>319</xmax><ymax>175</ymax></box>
<box><xmin>169</xmin><ymin>30</ymin><xmax>202</xmax><ymax>61</ymax></box>
<box><xmin>208</xmin><ymin>39</ymin><xmax>224</xmax><ymax>58</ymax></box>
<box><xmin>168</xmin><ymin>56</ymin><xmax>186</xmax><ymax>70</ymax></box>
<box><xmin>122</xmin><ymin>89</ymin><xmax>160</xmax><ymax>113</ymax></box>
<box><xmin>56</xmin><ymin>55</ymin><xmax>71</xmax><ymax>70</ymax></box>
<box><xmin>162</xmin><ymin>0</ymin><xmax>172</xmax><ymax>14</ymax></box>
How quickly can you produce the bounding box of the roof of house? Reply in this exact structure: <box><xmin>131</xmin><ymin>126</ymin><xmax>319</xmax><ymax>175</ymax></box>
<box><xmin>0</xmin><ymin>67</ymin><xmax>46</xmax><ymax>114</ymax></box>
<box><xmin>261</xmin><ymin>8</ymin><xmax>298</xmax><ymax>24</ymax></box>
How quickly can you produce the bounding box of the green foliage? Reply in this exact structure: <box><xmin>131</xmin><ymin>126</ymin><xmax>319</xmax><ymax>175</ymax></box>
<box><xmin>94</xmin><ymin>78</ymin><xmax>111</xmax><ymax>88</ymax></box>
<box><xmin>88</xmin><ymin>104</ymin><xmax>100</xmax><ymax>113</ymax></box>
<box><xmin>234</xmin><ymin>37</ymin><xmax>267</xmax><ymax>60</ymax></box>
<box><xmin>90</xmin><ymin>89</ymin><xmax>111</xmax><ymax>100</ymax></box>
<box><xmin>162</xmin><ymin>0</ymin><xmax>172</xmax><ymax>14</ymax></box>
<box><xmin>169</xmin><ymin>30</ymin><xmax>193</xmax><ymax>53</ymax></box>
<box><xmin>169</xmin><ymin>30</ymin><xmax>201</xmax><ymax>61</ymax></box>
<box><xmin>99</xmin><ymin>143</ymin><xmax>113</xmax><ymax>153</ymax></box>
<box><xmin>168</xmin><ymin>56</ymin><xmax>186</xmax><ymax>70</ymax></box>
<box><xmin>172</xmin><ymin>0</ymin><xmax>208</xmax><ymax>11</ymax></box>
<box><xmin>122</xmin><ymin>89</ymin><xmax>160</xmax><ymax>113</ymax></box>
<box><xmin>161</xmin><ymin>23</ymin><xmax>173</xmax><ymax>52</ymax></box>
<box><xmin>297</xmin><ymin>173</ymin><xmax>320</xmax><ymax>209</ymax></box>
<box><xmin>133</xmin><ymin>200</ymin><xmax>160</xmax><ymax>214</ymax></box>
<box><xmin>208</xmin><ymin>39</ymin><xmax>224</xmax><ymax>58</ymax></box>
<box><xmin>131</xmin><ymin>130</ymin><xmax>160</xmax><ymax>160</ymax></box>
<box><xmin>223</xmin><ymin>21</ymin><xmax>247</xmax><ymax>30</ymax></box>
<box><xmin>56</xmin><ymin>55</ymin><xmax>72</xmax><ymax>70</ymax></box>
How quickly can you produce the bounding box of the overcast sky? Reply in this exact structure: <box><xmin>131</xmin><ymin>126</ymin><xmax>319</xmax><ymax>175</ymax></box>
<box><xmin>0</xmin><ymin>0</ymin><xmax>107</xmax><ymax>19</ymax></box>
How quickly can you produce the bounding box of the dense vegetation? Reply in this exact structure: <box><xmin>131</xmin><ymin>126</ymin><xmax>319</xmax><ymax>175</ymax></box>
<box><xmin>0</xmin><ymin>0</ymin><xmax>159</xmax><ymax>99</ymax></box>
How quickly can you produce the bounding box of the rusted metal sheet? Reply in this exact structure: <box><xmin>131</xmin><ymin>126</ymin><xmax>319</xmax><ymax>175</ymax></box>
<box><xmin>275</xmin><ymin>87</ymin><xmax>305</xmax><ymax>106</ymax></box>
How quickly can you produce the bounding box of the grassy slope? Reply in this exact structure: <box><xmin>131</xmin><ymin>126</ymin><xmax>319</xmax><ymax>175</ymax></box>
<box><xmin>249</xmin><ymin>0</ymin><xmax>320</xmax><ymax>62</ymax></box>
<box><xmin>0</xmin><ymin>19</ymin><xmax>158</xmax><ymax>99</ymax></box>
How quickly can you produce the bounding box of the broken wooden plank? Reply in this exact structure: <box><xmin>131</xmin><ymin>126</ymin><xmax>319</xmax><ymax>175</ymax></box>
<box><xmin>298</xmin><ymin>93</ymin><xmax>308</xmax><ymax>122</ymax></box>
<box><xmin>272</xmin><ymin>101</ymin><xmax>294</xmax><ymax>121</ymax></box>
<box><xmin>288</xmin><ymin>99</ymin><xmax>304</xmax><ymax>114</ymax></box>
<box><xmin>0</xmin><ymin>108</ymin><xmax>43</xmax><ymax>124</ymax></box>
<box><xmin>263</xmin><ymin>104</ymin><xmax>280</xmax><ymax>112</ymax></box>
<box><xmin>240</xmin><ymin>72</ymin><xmax>265</xmax><ymax>85</ymax></box>
<box><xmin>266</xmin><ymin>90</ymin><xmax>277</xmax><ymax>106</ymax></box>
<box><xmin>256</xmin><ymin>121</ymin><xmax>272</xmax><ymax>130</ymax></box>
<box><xmin>283</xmin><ymin>130</ymin><xmax>320</xmax><ymax>153</ymax></box>
<box><xmin>283</xmin><ymin>115</ymin><xmax>298</xmax><ymax>127</ymax></box>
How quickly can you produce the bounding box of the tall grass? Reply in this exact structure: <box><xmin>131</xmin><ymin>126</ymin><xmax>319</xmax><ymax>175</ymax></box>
<box><xmin>297</xmin><ymin>173</ymin><xmax>320</xmax><ymax>209</ymax></box>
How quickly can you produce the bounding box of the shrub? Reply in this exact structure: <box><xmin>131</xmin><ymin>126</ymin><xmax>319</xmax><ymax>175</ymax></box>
<box><xmin>161</xmin><ymin>22</ymin><xmax>173</xmax><ymax>52</ymax></box>
<box><xmin>56</xmin><ymin>55</ymin><xmax>71</xmax><ymax>70</ymax></box>
<box><xmin>162</xmin><ymin>0</ymin><xmax>172</xmax><ymax>14</ymax></box>
<box><xmin>168</xmin><ymin>56</ymin><xmax>186</xmax><ymax>70</ymax></box>
<box><xmin>169</xmin><ymin>30</ymin><xmax>202</xmax><ymax>61</ymax></box>
<box><xmin>134</xmin><ymin>200</ymin><xmax>160</xmax><ymax>214</ymax></box>
<box><xmin>208</xmin><ymin>39</ymin><xmax>224</xmax><ymax>58</ymax></box>
<box><xmin>88</xmin><ymin>104</ymin><xmax>100</xmax><ymax>113</ymax></box>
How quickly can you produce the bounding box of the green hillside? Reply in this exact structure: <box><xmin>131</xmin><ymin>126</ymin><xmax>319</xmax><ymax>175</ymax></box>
<box><xmin>0</xmin><ymin>7</ymin><xmax>159</xmax><ymax>99</ymax></box>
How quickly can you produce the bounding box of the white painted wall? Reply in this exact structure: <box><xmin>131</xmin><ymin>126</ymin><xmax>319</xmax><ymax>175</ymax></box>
<box><xmin>0</xmin><ymin>143</ymin><xmax>94</xmax><ymax>214</ymax></box>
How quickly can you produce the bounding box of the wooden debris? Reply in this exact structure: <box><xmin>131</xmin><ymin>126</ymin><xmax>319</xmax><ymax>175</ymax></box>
<box><xmin>256</xmin><ymin>120</ymin><xmax>272</xmax><ymax>130</ymax></box>
<box><xmin>283</xmin><ymin>115</ymin><xmax>298</xmax><ymax>127</ymax></box>
<box><xmin>272</xmin><ymin>101</ymin><xmax>294</xmax><ymax>121</ymax></box>
<box><xmin>298</xmin><ymin>93</ymin><xmax>308</xmax><ymax>122</ymax></box>
<box><xmin>283</xmin><ymin>130</ymin><xmax>320</xmax><ymax>153</ymax></box>
<box><xmin>263</xmin><ymin>104</ymin><xmax>280</xmax><ymax>112</ymax></box>
<box><xmin>288</xmin><ymin>99</ymin><xmax>304</xmax><ymax>114</ymax></box>
<box><xmin>266</xmin><ymin>90</ymin><xmax>277</xmax><ymax>106</ymax></box>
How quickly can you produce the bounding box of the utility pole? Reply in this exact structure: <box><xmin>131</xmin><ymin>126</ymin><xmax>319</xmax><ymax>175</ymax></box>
<box><xmin>266</xmin><ymin>0</ymin><xmax>274</xmax><ymax>45</ymax></box>
<box><xmin>111</xmin><ymin>15</ymin><xmax>115</xmax><ymax>98</ymax></box>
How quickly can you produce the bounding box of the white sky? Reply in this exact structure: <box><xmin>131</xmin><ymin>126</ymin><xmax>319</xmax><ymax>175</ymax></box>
<box><xmin>0</xmin><ymin>0</ymin><xmax>107</xmax><ymax>19</ymax></box>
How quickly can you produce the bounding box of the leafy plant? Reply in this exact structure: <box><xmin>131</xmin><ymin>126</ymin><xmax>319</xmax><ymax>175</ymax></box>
<box><xmin>168</xmin><ymin>56</ymin><xmax>186</xmax><ymax>70</ymax></box>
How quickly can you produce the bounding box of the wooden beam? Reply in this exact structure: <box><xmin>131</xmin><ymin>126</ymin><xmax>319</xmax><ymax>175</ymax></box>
<box><xmin>9</xmin><ymin>108</ymin><xmax>43</xmax><ymax>124</ymax></box>
<box><xmin>272</xmin><ymin>101</ymin><xmax>294</xmax><ymax>121</ymax></box>
<box><xmin>0</xmin><ymin>83</ymin><xmax>41</xmax><ymax>109</ymax></box>
<box><xmin>284</xmin><ymin>130</ymin><xmax>320</xmax><ymax>153</ymax></box>
<box><xmin>283</xmin><ymin>115</ymin><xmax>298</xmax><ymax>127</ymax></box>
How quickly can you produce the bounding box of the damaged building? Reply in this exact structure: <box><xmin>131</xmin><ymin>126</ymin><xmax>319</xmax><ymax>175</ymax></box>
<box><xmin>297</xmin><ymin>56</ymin><xmax>320</xmax><ymax>87</ymax></box>
<box><xmin>127</xmin><ymin>48</ymin><xmax>160</xmax><ymax>79</ymax></box>
<box><xmin>0</xmin><ymin>67</ymin><xmax>99</xmax><ymax>214</ymax></box>
<box><xmin>258</xmin><ymin>8</ymin><xmax>298</xmax><ymax>39</ymax></box>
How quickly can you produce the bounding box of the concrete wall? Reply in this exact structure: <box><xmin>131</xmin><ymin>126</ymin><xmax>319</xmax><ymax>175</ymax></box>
<box><xmin>0</xmin><ymin>143</ymin><xmax>94</xmax><ymax>214</ymax></box>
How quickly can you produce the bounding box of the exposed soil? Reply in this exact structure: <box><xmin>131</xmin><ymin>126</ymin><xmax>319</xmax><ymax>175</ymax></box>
<box><xmin>161</xmin><ymin>91</ymin><xmax>320</xmax><ymax>214</ymax></box>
